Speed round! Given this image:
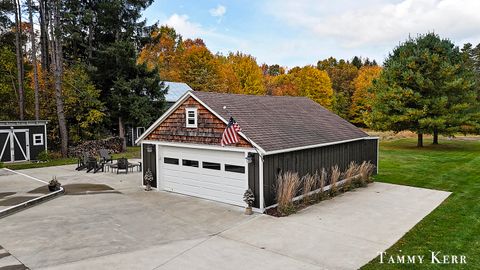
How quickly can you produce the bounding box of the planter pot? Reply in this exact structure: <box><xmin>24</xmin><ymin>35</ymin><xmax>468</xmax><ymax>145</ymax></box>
<box><xmin>48</xmin><ymin>185</ymin><xmax>57</xmax><ymax>192</ymax></box>
<box><xmin>244</xmin><ymin>206</ymin><xmax>253</xmax><ymax>215</ymax></box>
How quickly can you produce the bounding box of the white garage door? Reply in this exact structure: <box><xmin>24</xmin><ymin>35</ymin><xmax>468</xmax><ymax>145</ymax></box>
<box><xmin>159</xmin><ymin>146</ymin><xmax>247</xmax><ymax>206</ymax></box>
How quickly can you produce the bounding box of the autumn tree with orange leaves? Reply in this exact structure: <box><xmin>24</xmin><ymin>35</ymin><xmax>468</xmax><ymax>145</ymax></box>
<box><xmin>350</xmin><ymin>66</ymin><xmax>382</xmax><ymax>126</ymax></box>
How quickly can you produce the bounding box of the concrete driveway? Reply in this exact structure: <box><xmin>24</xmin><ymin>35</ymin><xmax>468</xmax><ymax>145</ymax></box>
<box><xmin>0</xmin><ymin>165</ymin><xmax>450</xmax><ymax>270</ymax></box>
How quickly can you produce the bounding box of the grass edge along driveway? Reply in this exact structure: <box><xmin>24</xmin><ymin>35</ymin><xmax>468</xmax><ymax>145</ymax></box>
<box><xmin>1</xmin><ymin>146</ymin><xmax>140</xmax><ymax>170</ymax></box>
<box><xmin>362</xmin><ymin>138</ymin><xmax>480</xmax><ymax>270</ymax></box>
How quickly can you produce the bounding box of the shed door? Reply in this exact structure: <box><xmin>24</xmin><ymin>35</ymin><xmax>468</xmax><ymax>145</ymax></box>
<box><xmin>159</xmin><ymin>146</ymin><xmax>247</xmax><ymax>207</ymax></box>
<box><xmin>13</xmin><ymin>130</ymin><xmax>29</xmax><ymax>161</ymax></box>
<box><xmin>0</xmin><ymin>131</ymin><xmax>11</xmax><ymax>162</ymax></box>
<box><xmin>0</xmin><ymin>129</ymin><xmax>29</xmax><ymax>162</ymax></box>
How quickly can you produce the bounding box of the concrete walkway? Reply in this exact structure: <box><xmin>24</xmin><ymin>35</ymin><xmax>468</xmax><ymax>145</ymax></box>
<box><xmin>0</xmin><ymin>244</ymin><xmax>27</xmax><ymax>270</ymax></box>
<box><xmin>0</xmin><ymin>169</ymin><xmax>48</xmax><ymax>212</ymax></box>
<box><xmin>0</xmin><ymin>165</ymin><xmax>450</xmax><ymax>270</ymax></box>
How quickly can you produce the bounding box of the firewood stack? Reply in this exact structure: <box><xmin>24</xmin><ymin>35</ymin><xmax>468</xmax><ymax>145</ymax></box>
<box><xmin>68</xmin><ymin>137</ymin><xmax>124</xmax><ymax>158</ymax></box>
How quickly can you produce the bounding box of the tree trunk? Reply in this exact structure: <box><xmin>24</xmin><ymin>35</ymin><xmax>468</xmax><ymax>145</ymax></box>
<box><xmin>14</xmin><ymin>0</ymin><xmax>25</xmax><ymax>120</ymax></box>
<box><xmin>39</xmin><ymin>0</ymin><xmax>50</xmax><ymax>70</ymax></box>
<box><xmin>87</xmin><ymin>22</ymin><xmax>93</xmax><ymax>60</ymax></box>
<box><xmin>118</xmin><ymin>116</ymin><xmax>127</xmax><ymax>152</ymax></box>
<box><xmin>51</xmin><ymin>0</ymin><xmax>68</xmax><ymax>157</ymax></box>
<box><xmin>433</xmin><ymin>130</ymin><xmax>439</xmax><ymax>145</ymax></box>
<box><xmin>417</xmin><ymin>133</ymin><xmax>423</xmax><ymax>147</ymax></box>
<box><xmin>28</xmin><ymin>0</ymin><xmax>40</xmax><ymax>120</ymax></box>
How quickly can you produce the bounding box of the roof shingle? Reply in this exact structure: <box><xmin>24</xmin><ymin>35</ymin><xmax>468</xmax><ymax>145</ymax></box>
<box><xmin>192</xmin><ymin>91</ymin><xmax>369</xmax><ymax>152</ymax></box>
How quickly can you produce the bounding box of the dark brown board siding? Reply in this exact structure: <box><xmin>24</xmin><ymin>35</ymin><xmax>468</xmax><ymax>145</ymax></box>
<box><xmin>142</xmin><ymin>144</ymin><xmax>157</xmax><ymax>188</ymax></box>
<box><xmin>263</xmin><ymin>139</ymin><xmax>378</xmax><ymax>207</ymax></box>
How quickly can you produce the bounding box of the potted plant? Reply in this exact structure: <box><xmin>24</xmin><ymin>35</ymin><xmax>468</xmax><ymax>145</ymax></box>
<box><xmin>48</xmin><ymin>176</ymin><xmax>61</xmax><ymax>191</ymax></box>
<box><xmin>243</xmin><ymin>189</ymin><xmax>255</xmax><ymax>215</ymax></box>
<box><xmin>144</xmin><ymin>169</ymin><xmax>153</xmax><ymax>191</ymax></box>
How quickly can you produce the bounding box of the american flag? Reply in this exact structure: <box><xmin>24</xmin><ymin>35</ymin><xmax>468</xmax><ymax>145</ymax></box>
<box><xmin>221</xmin><ymin>117</ymin><xmax>241</xmax><ymax>146</ymax></box>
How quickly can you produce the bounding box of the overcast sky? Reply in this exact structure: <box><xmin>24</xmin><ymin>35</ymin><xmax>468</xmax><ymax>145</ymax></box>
<box><xmin>143</xmin><ymin>0</ymin><xmax>480</xmax><ymax>68</ymax></box>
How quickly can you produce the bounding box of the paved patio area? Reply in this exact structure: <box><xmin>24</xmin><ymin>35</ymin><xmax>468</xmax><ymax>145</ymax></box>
<box><xmin>0</xmin><ymin>164</ymin><xmax>450</xmax><ymax>270</ymax></box>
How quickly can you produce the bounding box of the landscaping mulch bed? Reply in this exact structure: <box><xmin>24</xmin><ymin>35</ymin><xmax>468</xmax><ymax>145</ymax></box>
<box><xmin>265</xmin><ymin>196</ymin><xmax>330</xmax><ymax>217</ymax></box>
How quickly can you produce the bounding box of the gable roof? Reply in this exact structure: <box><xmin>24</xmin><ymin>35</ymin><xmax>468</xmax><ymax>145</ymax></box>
<box><xmin>0</xmin><ymin>120</ymin><xmax>48</xmax><ymax>126</ymax></box>
<box><xmin>137</xmin><ymin>91</ymin><xmax>372</xmax><ymax>155</ymax></box>
<box><xmin>163</xmin><ymin>82</ymin><xmax>193</xmax><ymax>103</ymax></box>
<box><xmin>192</xmin><ymin>91</ymin><xmax>369</xmax><ymax>153</ymax></box>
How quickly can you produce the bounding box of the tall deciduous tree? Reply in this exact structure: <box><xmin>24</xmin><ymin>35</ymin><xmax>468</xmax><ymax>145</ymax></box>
<box><xmin>290</xmin><ymin>66</ymin><xmax>333</xmax><ymax>109</ymax></box>
<box><xmin>51</xmin><ymin>0</ymin><xmax>68</xmax><ymax>156</ymax></box>
<box><xmin>350</xmin><ymin>66</ymin><xmax>382</xmax><ymax>126</ymax></box>
<box><xmin>180</xmin><ymin>39</ymin><xmax>224</xmax><ymax>92</ymax></box>
<box><xmin>13</xmin><ymin>0</ymin><xmax>24</xmax><ymax>120</ymax></box>
<box><xmin>227</xmin><ymin>52</ymin><xmax>265</xmax><ymax>95</ymax></box>
<box><xmin>317</xmin><ymin>58</ymin><xmax>358</xmax><ymax>118</ymax></box>
<box><xmin>138</xmin><ymin>26</ymin><xmax>183</xmax><ymax>81</ymax></box>
<box><xmin>370</xmin><ymin>33</ymin><xmax>478</xmax><ymax>147</ymax></box>
<box><xmin>27</xmin><ymin>0</ymin><xmax>40</xmax><ymax>120</ymax></box>
<box><xmin>38</xmin><ymin>0</ymin><xmax>49</xmax><ymax>71</ymax></box>
<box><xmin>0</xmin><ymin>46</ymin><xmax>19</xmax><ymax>120</ymax></box>
<box><xmin>62</xmin><ymin>64</ymin><xmax>105</xmax><ymax>142</ymax></box>
<box><xmin>268</xmin><ymin>73</ymin><xmax>298</xmax><ymax>97</ymax></box>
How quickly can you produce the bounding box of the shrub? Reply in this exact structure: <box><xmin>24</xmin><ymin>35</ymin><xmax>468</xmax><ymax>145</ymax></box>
<box><xmin>276</xmin><ymin>171</ymin><xmax>300</xmax><ymax>215</ymax></box>
<box><xmin>329</xmin><ymin>166</ymin><xmax>341</xmax><ymax>196</ymax></box>
<box><xmin>37</xmin><ymin>150</ymin><xmax>50</xmax><ymax>162</ymax></box>
<box><xmin>48</xmin><ymin>151</ymin><xmax>63</xmax><ymax>159</ymax></box>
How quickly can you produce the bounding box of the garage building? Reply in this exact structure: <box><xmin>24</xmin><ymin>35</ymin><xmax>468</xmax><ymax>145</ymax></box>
<box><xmin>136</xmin><ymin>91</ymin><xmax>378</xmax><ymax>212</ymax></box>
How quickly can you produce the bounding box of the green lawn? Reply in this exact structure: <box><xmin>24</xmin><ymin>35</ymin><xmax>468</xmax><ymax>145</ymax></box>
<box><xmin>362</xmin><ymin>138</ymin><xmax>480</xmax><ymax>269</ymax></box>
<box><xmin>1</xmin><ymin>146</ymin><xmax>141</xmax><ymax>170</ymax></box>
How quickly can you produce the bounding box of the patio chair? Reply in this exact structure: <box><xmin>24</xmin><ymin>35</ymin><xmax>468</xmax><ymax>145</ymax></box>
<box><xmin>116</xmin><ymin>158</ymin><xmax>129</xmax><ymax>174</ymax></box>
<box><xmin>76</xmin><ymin>152</ymin><xmax>89</xmax><ymax>171</ymax></box>
<box><xmin>86</xmin><ymin>156</ymin><xmax>98</xmax><ymax>173</ymax></box>
<box><xmin>99</xmin><ymin>149</ymin><xmax>113</xmax><ymax>163</ymax></box>
<box><xmin>93</xmin><ymin>160</ymin><xmax>105</xmax><ymax>173</ymax></box>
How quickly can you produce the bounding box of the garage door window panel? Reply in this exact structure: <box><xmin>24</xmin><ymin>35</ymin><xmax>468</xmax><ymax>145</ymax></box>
<box><xmin>225</xmin><ymin>164</ymin><xmax>245</xmax><ymax>174</ymax></box>
<box><xmin>182</xmin><ymin>159</ymin><xmax>199</xmax><ymax>167</ymax></box>
<box><xmin>202</xmin><ymin>161</ymin><xmax>221</xmax><ymax>170</ymax></box>
<box><xmin>164</xmin><ymin>157</ymin><xmax>179</xmax><ymax>165</ymax></box>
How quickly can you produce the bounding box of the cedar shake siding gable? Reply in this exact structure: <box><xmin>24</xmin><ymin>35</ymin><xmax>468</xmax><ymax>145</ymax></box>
<box><xmin>146</xmin><ymin>97</ymin><xmax>252</xmax><ymax>148</ymax></box>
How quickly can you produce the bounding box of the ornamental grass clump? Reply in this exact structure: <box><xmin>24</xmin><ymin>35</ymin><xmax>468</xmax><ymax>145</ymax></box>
<box><xmin>316</xmin><ymin>168</ymin><xmax>328</xmax><ymax>200</ymax></box>
<box><xmin>342</xmin><ymin>162</ymin><xmax>360</xmax><ymax>191</ymax></box>
<box><xmin>329</xmin><ymin>166</ymin><xmax>341</xmax><ymax>196</ymax></box>
<box><xmin>301</xmin><ymin>173</ymin><xmax>317</xmax><ymax>204</ymax></box>
<box><xmin>276</xmin><ymin>171</ymin><xmax>300</xmax><ymax>215</ymax></box>
<box><xmin>357</xmin><ymin>161</ymin><xmax>375</xmax><ymax>186</ymax></box>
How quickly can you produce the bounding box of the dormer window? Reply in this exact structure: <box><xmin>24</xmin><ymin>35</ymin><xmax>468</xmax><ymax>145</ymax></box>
<box><xmin>186</xmin><ymin>108</ymin><xmax>198</xmax><ymax>128</ymax></box>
